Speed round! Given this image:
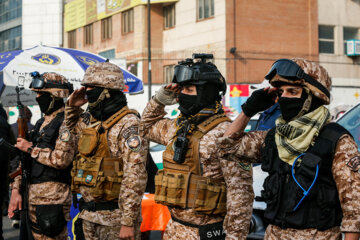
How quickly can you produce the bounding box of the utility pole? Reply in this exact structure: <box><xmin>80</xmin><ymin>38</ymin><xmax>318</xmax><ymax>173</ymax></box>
<box><xmin>147</xmin><ymin>0</ymin><xmax>152</xmax><ymax>100</ymax></box>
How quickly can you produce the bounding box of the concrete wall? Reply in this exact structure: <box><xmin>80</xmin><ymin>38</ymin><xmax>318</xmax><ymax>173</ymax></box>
<box><xmin>318</xmin><ymin>0</ymin><xmax>360</xmax><ymax>107</ymax></box>
<box><xmin>22</xmin><ymin>0</ymin><xmax>63</xmax><ymax>48</ymax></box>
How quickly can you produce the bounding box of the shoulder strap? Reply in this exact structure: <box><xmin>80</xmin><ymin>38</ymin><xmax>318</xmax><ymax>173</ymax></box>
<box><xmin>197</xmin><ymin>113</ymin><xmax>231</xmax><ymax>134</ymax></box>
<box><xmin>102</xmin><ymin>107</ymin><xmax>139</xmax><ymax>130</ymax></box>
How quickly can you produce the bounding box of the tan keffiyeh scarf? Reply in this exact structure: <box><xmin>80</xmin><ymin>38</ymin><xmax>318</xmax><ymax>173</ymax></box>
<box><xmin>275</xmin><ymin>106</ymin><xmax>331</xmax><ymax>165</ymax></box>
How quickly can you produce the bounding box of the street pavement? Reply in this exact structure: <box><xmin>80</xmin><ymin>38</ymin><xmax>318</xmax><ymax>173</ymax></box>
<box><xmin>2</xmin><ymin>216</ymin><xmax>19</xmax><ymax>240</ymax></box>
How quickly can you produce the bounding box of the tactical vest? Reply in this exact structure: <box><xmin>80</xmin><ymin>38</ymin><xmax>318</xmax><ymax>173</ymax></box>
<box><xmin>155</xmin><ymin>114</ymin><xmax>230</xmax><ymax>215</ymax></box>
<box><xmin>71</xmin><ymin>107</ymin><xmax>138</xmax><ymax>202</ymax></box>
<box><xmin>260</xmin><ymin>123</ymin><xmax>350</xmax><ymax>230</ymax></box>
<box><xmin>30</xmin><ymin>112</ymin><xmax>72</xmax><ymax>185</ymax></box>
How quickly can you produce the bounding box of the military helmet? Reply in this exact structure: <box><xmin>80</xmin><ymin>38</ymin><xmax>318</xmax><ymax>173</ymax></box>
<box><xmin>172</xmin><ymin>53</ymin><xmax>227</xmax><ymax>95</ymax></box>
<box><xmin>265</xmin><ymin>58</ymin><xmax>331</xmax><ymax>104</ymax></box>
<box><xmin>29</xmin><ymin>72</ymin><xmax>73</xmax><ymax>98</ymax></box>
<box><xmin>82</xmin><ymin>62</ymin><xmax>125</xmax><ymax>90</ymax></box>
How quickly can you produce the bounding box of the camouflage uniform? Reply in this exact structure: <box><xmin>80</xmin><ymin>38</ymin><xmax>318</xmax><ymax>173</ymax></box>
<box><xmin>11</xmin><ymin>73</ymin><xmax>74</xmax><ymax>239</ymax></box>
<box><xmin>217</xmin><ymin>58</ymin><xmax>360</xmax><ymax>239</ymax></box>
<box><xmin>62</xmin><ymin>62</ymin><xmax>148</xmax><ymax>240</ymax></box>
<box><xmin>140</xmin><ymin>99</ymin><xmax>254</xmax><ymax>240</ymax></box>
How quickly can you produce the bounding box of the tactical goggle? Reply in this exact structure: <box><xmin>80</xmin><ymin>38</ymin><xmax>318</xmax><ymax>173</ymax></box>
<box><xmin>29</xmin><ymin>71</ymin><xmax>73</xmax><ymax>93</ymax></box>
<box><xmin>265</xmin><ymin>59</ymin><xmax>330</xmax><ymax>99</ymax></box>
<box><xmin>172</xmin><ymin>65</ymin><xmax>222</xmax><ymax>85</ymax></box>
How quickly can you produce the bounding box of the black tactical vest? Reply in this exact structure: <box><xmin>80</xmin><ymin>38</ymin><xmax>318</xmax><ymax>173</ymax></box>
<box><xmin>260</xmin><ymin>123</ymin><xmax>350</xmax><ymax>230</ymax></box>
<box><xmin>29</xmin><ymin>112</ymin><xmax>71</xmax><ymax>185</ymax></box>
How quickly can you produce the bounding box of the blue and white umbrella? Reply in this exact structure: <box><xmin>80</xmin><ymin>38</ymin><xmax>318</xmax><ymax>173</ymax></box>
<box><xmin>0</xmin><ymin>45</ymin><xmax>143</xmax><ymax>106</ymax></box>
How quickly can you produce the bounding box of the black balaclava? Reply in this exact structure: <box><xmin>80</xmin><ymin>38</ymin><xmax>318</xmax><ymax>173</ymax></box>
<box><xmin>86</xmin><ymin>87</ymin><xmax>127</xmax><ymax>121</ymax></box>
<box><xmin>36</xmin><ymin>92</ymin><xmax>64</xmax><ymax>115</ymax></box>
<box><xmin>178</xmin><ymin>84</ymin><xmax>221</xmax><ymax>116</ymax></box>
<box><xmin>278</xmin><ymin>90</ymin><xmax>308</xmax><ymax>122</ymax></box>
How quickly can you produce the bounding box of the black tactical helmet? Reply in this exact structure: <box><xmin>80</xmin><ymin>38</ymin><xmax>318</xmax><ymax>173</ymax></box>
<box><xmin>172</xmin><ymin>53</ymin><xmax>227</xmax><ymax>95</ymax></box>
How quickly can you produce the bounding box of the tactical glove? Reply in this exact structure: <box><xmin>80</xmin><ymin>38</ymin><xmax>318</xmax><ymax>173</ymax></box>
<box><xmin>153</xmin><ymin>86</ymin><xmax>178</xmax><ymax>106</ymax></box>
<box><xmin>241</xmin><ymin>88</ymin><xmax>276</xmax><ymax>117</ymax></box>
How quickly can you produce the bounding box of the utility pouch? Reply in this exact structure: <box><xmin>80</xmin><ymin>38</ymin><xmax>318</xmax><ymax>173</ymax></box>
<box><xmin>194</xmin><ymin>178</ymin><xmax>227</xmax><ymax>215</ymax></box>
<box><xmin>198</xmin><ymin>221</ymin><xmax>226</xmax><ymax>240</ymax></box>
<box><xmin>78</xmin><ymin>128</ymin><xmax>99</xmax><ymax>156</ymax></box>
<box><xmin>35</xmin><ymin>204</ymin><xmax>66</xmax><ymax>238</ymax></box>
<box><xmin>154</xmin><ymin>170</ymin><xmax>187</xmax><ymax>208</ymax></box>
<box><xmin>73</xmin><ymin>156</ymin><xmax>103</xmax><ymax>187</ymax></box>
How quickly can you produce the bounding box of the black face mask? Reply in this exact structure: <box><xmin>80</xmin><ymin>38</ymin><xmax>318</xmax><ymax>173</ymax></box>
<box><xmin>36</xmin><ymin>93</ymin><xmax>64</xmax><ymax>115</ymax></box>
<box><xmin>278</xmin><ymin>91</ymin><xmax>308</xmax><ymax>121</ymax></box>
<box><xmin>86</xmin><ymin>87</ymin><xmax>104</xmax><ymax>104</ymax></box>
<box><xmin>178</xmin><ymin>93</ymin><xmax>198</xmax><ymax>116</ymax></box>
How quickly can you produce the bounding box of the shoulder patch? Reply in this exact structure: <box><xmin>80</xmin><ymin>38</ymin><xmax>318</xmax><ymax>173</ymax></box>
<box><xmin>59</xmin><ymin>128</ymin><xmax>71</xmax><ymax>142</ymax></box>
<box><xmin>238</xmin><ymin>162</ymin><xmax>252</xmax><ymax>171</ymax></box>
<box><xmin>122</xmin><ymin>126</ymin><xmax>139</xmax><ymax>140</ymax></box>
<box><xmin>347</xmin><ymin>156</ymin><xmax>360</xmax><ymax>172</ymax></box>
<box><xmin>126</xmin><ymin>135</ymin><xmax>142</xmax><ymax>152</ymax></box>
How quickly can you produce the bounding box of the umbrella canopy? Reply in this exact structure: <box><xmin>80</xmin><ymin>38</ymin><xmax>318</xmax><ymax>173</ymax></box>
<box><xmin>0</xmin><ymin>45</ymin><xmax>143</xmax><ymax>107</ymax></box>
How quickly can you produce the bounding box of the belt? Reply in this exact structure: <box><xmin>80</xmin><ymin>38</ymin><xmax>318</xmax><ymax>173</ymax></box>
<box><xmin>78</xmin><ymin>199</ymin><xmax>119</xmax><ymax>212</ymax></box>
<box><xmin>171</xmin><ymin>215</ymin><xmax>223</xmax><ymax>229</ymax></box>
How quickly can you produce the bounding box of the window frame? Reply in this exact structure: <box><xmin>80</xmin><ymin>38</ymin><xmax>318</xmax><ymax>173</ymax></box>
<box><xmin>343</xmin><ymin>27</ymin><xmax>359</xmax><ymax>54</ymax></box>
<box><xmin>122</xmin><ymin>8</ymin><xmax>134</xmax><ymax>34</ymax></box>
<box><xmin>318</xmin><ymin>25</ymin><xmax>335</xmax><ymax>54</ymax></box>
<box><xmin>101</xmin><ymin>17</ymin><xmax>112</xmax><ymax>40</ymax></box>
<box><xmin>68</xmin><ymin>30</ymin><xmax>76</xmax><ymax>49</ymax></box>
<box><xmin>84</xmin><ymin>23</ymin><xmax>93</xmax><ymax>45</ymax></box>
<box><xmin>164</xmin><ymin>65</ymin><xmax>175</xmax><ymax>84</ymax></box>
<box><xmin>197</xmin><ymin>0</ymin><xmax>214</xmax><ymax>21</ymax></box>
<box><xmin>164</xmin><ymin>4</ymin><xmax>176</xmax><ymax>29</ymax></box>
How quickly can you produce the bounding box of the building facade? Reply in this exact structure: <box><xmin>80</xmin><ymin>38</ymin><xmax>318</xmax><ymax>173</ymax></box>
<box><xmin>318</xmin><ymin>0</ymin><xmax>360</xmax><ymax>108</ymax></box>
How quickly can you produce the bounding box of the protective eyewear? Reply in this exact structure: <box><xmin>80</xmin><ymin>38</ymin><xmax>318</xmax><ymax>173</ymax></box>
<box><xmin>172</xmin><ymin>65</ymin><xmax>222</xmax><ymax>84</ymax></box>
<box><xmin>29</xmin><ymin>72</ymin><xmax>45</xmax><ymax>89</ymax></box>
<box><xmin>173</xmin><ymin>65</ymin><xmax>195</xmax><ymax>84</ymax></box>
<box><xmin>265</xmin><ymin>59</ymin><xmax>330</xmax><ymax>98</ymax></box>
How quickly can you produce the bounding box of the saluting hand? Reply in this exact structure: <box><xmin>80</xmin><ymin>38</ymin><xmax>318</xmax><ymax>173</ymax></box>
<box><xmin>68</xmin><ymin>87</ymin><xmax>88</xmax><ymax>107</ymax></box>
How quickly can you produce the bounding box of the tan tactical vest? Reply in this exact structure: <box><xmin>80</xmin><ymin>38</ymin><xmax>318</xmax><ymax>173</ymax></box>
<box><xmin>71</xmin><ymin>107</ymin><xmax>138</xmax><ymax>202</ymax></box>
<box><xmin>155</xmin><ymin>113</ymin><xmax>230</xmax><ymax>215</ymax></box>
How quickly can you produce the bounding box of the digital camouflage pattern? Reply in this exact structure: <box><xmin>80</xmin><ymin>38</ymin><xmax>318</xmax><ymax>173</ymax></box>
<box><xmin>30</xmin><ymin>72</ymin><xmax>71</xmax><ymax>98</ymax></box>
<box><xmin>269</xmin><ymin>58</ymin><xmax>331</xmax><ymax>104</ymax></box>
<box><xmin>264</xmin><ymin>225</ymin><xmax>341</xmax><ymax>240</ymax></box>
<box><xmin>12</xmin><ymin>107</ymin><xmax>73</xmax><ymax>239</ymax></box>
<box><xmin>63</xmin><ymin>104</ymin><xmax>147</xmax><ymax>239</ymax></box>
<box><xmin>82</xmin><ymin>218</ymin><xmax>142</xmax><ymax>240</ymax></box>
<box><xmin>81</xmin><ymin>62</ymin><xmax>125</xmax><ymax>90</ymax></box>
<box><xmin>216</xmin><ymin>130</ymin><xmax>360</xmax><ymax>238</ymax></box>
<box><xmin>140</xmin><ymin>99</ymin><xmax>254</xmax><ymax>240</ymax></box>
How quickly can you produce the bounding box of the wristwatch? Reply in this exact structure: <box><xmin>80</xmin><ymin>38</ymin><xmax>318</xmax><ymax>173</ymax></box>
<box><xmin>27</xmin><ymin>145</ymin><xmax>34</xmax><ymax>154</ymax></box>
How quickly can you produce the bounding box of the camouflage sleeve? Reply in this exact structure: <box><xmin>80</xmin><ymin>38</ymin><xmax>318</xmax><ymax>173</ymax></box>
<box><xmin>332</xmin><ymin>134</ymin><xmax>360</xmax><ymax>233</ymax></box>
<box><xmin>10</xmin><ymin>175</ymin><xmax>22</xmax><ymax>190</ymax></box>
<box><xmin>30</xmin><ymin>123</ymin><xmax>77</xmax><ymax>169</ymax></box>
<box><xmin>220</xmin><ymin>159</ymin><xmax>254</xmax><ymax>240</ymax></box>
<box><xmin>216</xmin><ymin>131</ymin><xmax>268</xmax><ymax>163</ymax></box>
<box><xmin>119</xmin><ymin>116</ymin><xmax>148</xmax><ymax>227</ymax></box>
<box><xmin>140</xmin><ymin>99</ymin><xmax>176</xmax><ymax>146</ymax></box>
<box><xmin>64</xmin><ymin>104</ymin><xmax>84</xmax><ymax>133</ymax></box>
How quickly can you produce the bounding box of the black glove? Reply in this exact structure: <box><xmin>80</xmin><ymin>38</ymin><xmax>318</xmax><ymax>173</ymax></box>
<box><xmin>241</xmin><ymin>88</ymin><xmax>276</xmax><ymax>117</ymax></box>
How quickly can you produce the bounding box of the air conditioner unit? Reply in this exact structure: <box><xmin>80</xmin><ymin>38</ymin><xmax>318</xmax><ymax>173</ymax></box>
<box><xmin>346</xmin><ymin>39</ymin><xmax>360</xmax><ymax>56</ymax></box>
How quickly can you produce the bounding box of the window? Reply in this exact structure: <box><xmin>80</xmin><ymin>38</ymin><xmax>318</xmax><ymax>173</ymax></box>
<box><xmin>164</xmin><ymin>4</ymin><xmax>175</xmax><ymax>29</ymax></box>
<box><xmin>68</xmin><ymin>30</ymin><xmax>76</xmax><ymax>48</ymax></box>
<box><xmin>0</xmin><ymin>0</ymin><xmax>21</xmax><ymax>24</ymax></box>
<box><xmin>197</xmin><ymin>0</ymin><xmax>214</xmax><ymax>20</ymax></box>
<box><xmin>99</xmin><ymin>49</ymin><xmax>115</xmax><ymax>59</ymax></box>
<box><xmin>84</xmin><ymin>24</ymin><xmax>93</xmax><ymax>45</ymax></box>
<box><xmin>164</xmin><ymin>65</ymin><xmax>175</xmax><ymax>83</ymax></box>
<box><xmin>122</xmin><ymin>9</ymin><xmax>134</xmax><ymax>34</ymax></box>
<box><xmin>0</xmin><ymin>25</ymin><xmax>21</xmax><ymax>52</ymax></box>
<box><xmin>343</xmin><ymin>27</ymin><xmax>359</xmax><ymax>54</ymax></box>
<box><xmin>319</xmin><ymin>25</ymin><xmax>334</xmax><ymax>54</ymax></box>
<box><xmin>101</xmin><ymin>17</ymin><xmax>112</xmax><ymax>40</ymax></box>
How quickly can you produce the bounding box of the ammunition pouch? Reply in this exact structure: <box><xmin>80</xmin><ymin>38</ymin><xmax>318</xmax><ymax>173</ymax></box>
<box><xmin>32</xmin><ymin>204</ymin><xmax>66</xmax><ymax>238</ymax></box>
<box><xmin>78</xmin><ymin>127</ymin><xmax>99</xmax><ymax>156</ymax></box>
<box><xmin>155</xmin><ymin>170</ymin><xmax>227</xmax><ymax>215</ymax></box>
<box><xmin>71</xmin><ymin>156</ymin><xmax>123</xmax><ymax>201</ymax></box>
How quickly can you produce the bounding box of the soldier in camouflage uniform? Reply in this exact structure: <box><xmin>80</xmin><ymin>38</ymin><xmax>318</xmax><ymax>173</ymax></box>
<box><xmin>8</xmin><ymin>72</ymin><xmax>74</xmax><ymax>239</ymax></box>
<box><xmin>62</xmin><ymin>62</ymin><xmax>147</xmax><ymax>240</ymax></box>
<box><xmin>217</xmin><ymin>58</ymin><xmax>360</xmax><ymax>240</ymax></box>
<box><xmin>140</xmin><ymin>54</ymin><xmax>254</xmax><ymax>240</ymax></box>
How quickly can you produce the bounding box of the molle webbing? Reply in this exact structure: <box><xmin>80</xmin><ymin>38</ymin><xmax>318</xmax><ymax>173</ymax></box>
<box><xmin>155</xmin><ymin>114</ymin><xmax>230</xmax><ymax>215</ymax></box>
